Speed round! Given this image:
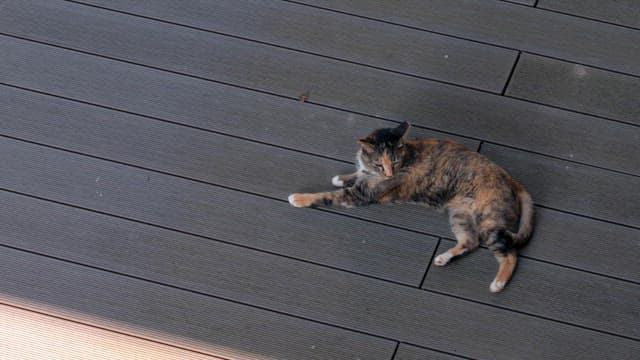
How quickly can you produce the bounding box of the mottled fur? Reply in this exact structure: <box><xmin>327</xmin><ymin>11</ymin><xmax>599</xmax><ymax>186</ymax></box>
<box><xmin>289</xmin><ymin>122</ymin><xmax>534</xmax><ymax>292</ymax></box>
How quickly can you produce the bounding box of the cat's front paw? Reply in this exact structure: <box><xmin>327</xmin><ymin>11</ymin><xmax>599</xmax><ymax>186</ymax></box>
<box><xmin>331</xmin><ymin>176</ymin><xmax>344</xmax><ymax>187</ymax></box>
<box><xmin>288</xmin><ymin>193</ymin><xmax>315</xmax><ymax>208</ymax></box>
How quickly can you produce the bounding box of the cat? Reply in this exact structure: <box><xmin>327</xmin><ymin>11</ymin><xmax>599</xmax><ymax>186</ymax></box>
<box><xmin>288</xmin><ymin>121</ymin><xmax>534</xmax><ymax>293</ymax></box>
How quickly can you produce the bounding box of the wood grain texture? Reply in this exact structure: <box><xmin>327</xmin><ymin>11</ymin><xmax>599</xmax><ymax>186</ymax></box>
<box><xmin>0</xmin><ymin>246</ymin><xmax>394</xmax><ymax>360</ymax></box>
<box><xmin>0</xmin><ymin>136</ymin><xmax>436</xmax><ymax>285</ymax></box>
<box><xmin>2</xmin><ymin>192</ymin><xmax>638</xmax><ymax>360</ymax></box>
<box><xmin>520</xmin><ymin>207</ymin><xmax>640</xmax><ymax>283</ymax></box>
<box><xmin>507</xmin><ymin>53</ymin><xmax>640</xmax><ymax>126</ymax></box>
<box><xmin>3</xmin><ymin>85</ymin><xmax>638</xmax><ymax>283</ymax></box>
<box><xmin>394</xmin><ymin>344</ymin><xmax>466</xmax><ymax>360</ymax></box>
<box><xmin>0</xmin><ymin>25</ymin><xmax>637</xmax><ymax>176</ymax></box>
<box><xmin>69</xmin><ymin>0</ymin><xmax>517</xmax><ymax>92</ymax></box>
<box><xmin>0</xmin><ymin>304</ymin><xmax>220</xmax><ymax>360</ymax></box>
<box><xmin>1</xmin><ymin>1</ymin><xmax>639</xmax><ymax>358</ymax></box>
<box><xmin>295</xmin><ymin>0</ymin><xmax>640</xmax><ymax>76</ymax></box>
<box><xmin>424</xmin><ymin>240</ymin><xmax>640</xmax><ymax>339</ymax></box>
<box><xmin>480</xmin><ymin>144</ymin><xmax>640</xmax><ymax>228</ymax></box>
<box><xmin>507</xmin><ymin>0</ymin><xmax>536</xmax><ymax>5</ymax></box>
<box><xmin>0</xmin><ymin>34</ymin><xmax>478</xmax><ymax>158</ymax></box>
<box><xmin>538</xmin><ymin>0</ymin><xmax>640</xmax><ymax>29</ymax></box>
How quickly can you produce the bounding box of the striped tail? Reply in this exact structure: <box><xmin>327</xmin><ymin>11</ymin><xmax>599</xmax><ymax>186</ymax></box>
<box><xmin>506</xmin><ymin>186</ymin><xmax>535</xmax><ymax>248</ymax></box>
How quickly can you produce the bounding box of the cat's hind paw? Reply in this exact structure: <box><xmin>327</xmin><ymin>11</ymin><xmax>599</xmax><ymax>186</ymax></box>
<box><xmin>331</xmin><ymin>176</ymin><xmax>344</xmax><ymax>187</ymax></box>
<box><xmin>433</xmin><ymin>252</ymin><xmax>453</xmax><ymax>266</ymax></box>
<box><xmin>490</xmin><ymin>279</ymin><xmax>506</xmax><ymax>293</ymax></box>
<box><xmin>288</xmin><ymin>193</ymin><xmax>314</xmax><ymax>208</ymax></box>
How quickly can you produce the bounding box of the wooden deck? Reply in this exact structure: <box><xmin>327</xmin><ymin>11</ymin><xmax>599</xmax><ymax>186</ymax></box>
<box><xmin>1</xmin><ymin>1</ymin><xmax>639</xmax><ymax>359</ymax></box>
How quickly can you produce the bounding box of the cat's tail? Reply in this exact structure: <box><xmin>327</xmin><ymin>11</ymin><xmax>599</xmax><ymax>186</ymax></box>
<box><xmin>506</xmin><ymin>185</ymin><xmax>534</xmax><ymax>248</ymax></box>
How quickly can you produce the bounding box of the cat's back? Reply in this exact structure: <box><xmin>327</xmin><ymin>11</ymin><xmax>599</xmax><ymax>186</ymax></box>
<box><xmin>406</xmin><ymin>138</ymin><xmax>515</xmax><ymax>189</ymax></box>
<box><xmin>406</xmin><ymin>138</ymin><xmax>478</xmax><ymax>165</ymax></box>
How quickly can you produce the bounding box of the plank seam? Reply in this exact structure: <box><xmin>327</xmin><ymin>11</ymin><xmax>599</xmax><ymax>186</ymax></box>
<box><xmin>60</xmin><ymin>1</ymin><xmax>640</xmax><ymax>110</ymax></box>
<box><xmin>482</xmin><ymin>139</ymin><xmax>640</xmax><ymax>178</ymax></box>
<box><xmin>279</xmin><ymin>0</ymin><xmax>640</xmax><ymax>81</ymax></box>
<box><xmin>420</xmin><ymin>286</ymin><xmax>640</xmax><ymax>342</ymax></box>
<box><xmin>396</xmin><ymin>342</ymin><xmax>478</xmax><ymax>360</ymax></box>
<box><xmin>0</xmin><ymin>0</ymin><xmax>636</xmax><ymax>349</ymax></box>
<box><xmin>497</xmin><ymin>0</ymin><xmax>536</xmax><ymax>7</ymax></box>
<box><xmin>3</xmin><ymin>61</ymin><xmax>639</xmax><ymax>178</ymax></box>
<box><xmin>437</xmin><ymin>237</ymin><xmax>640</xmax><ymax>304</ymax></box>
<box><xmin>6</xmin><ymin>129</ymin><xmax>640</xmax><ymax>239</ymax></box>
<box><xmin>3</xmin><ymin>78</ymin><xmax>639</xmax><ymax>185</ymax></box>
<box><xmin>389</xmin><ymin>342</ymin><xmax>400</xmax><ymax>360</ymax></box>
<box><xmin>0</xmin><ymin>241</ymin><xmax>399</xmax><ymax>344</ymax></box>
<box><xmin>2</xmin><ymin>224</ymin><xmax>638</xmax><ymax>345</ymax></box>
<box><xmin>58</xmin><ymin>1</ymin><xmax>506</xmax><ymax>95</ymax></box>
<box><xmin>3</xmin><ymin>132</ymin><xmax>640</xmax><ymax>275</ymax></box>
<box><xmin>419</xmin><ymin>238</ymin><xmax>441</xmax><ymax>289</ymax></box>
<box><xmin>0</xmin><ymin>83</ymin><xmax>352</xmax><ymax>166</ymax></box>
<box><xmin>534</xmin><ymin>203</ymin><xmax>640</xmax><ymax>231</ymax></box>
<box><xmin>506</xmin><ymin>89</ymin><xmax>640</xmax><ymax>128</ymax></box>
<box><xmin>278</xmin><ymin>0</ymin><xmax>519</xmax><ymax>52</ymax></box>
<box><xmin>0</xmin><ymin>301</ymin><xmax>227</xmax><ymax>360</ymax></box>
<box><xmin>0</xmin><ymin>187</ymin><xmax>423</xmax><ymax>288</ymax></box>
<box><xmin>436</xmin><ymin>237</ymin><xmax>640</xmax><ymax>286</ymax></box>
<box><xmin>3</xmin><ymin>33</ymin><xmax>639</xmax><ymax>174</ymax></box>
<box><xmin>501</xmin><ymin>51</ymin><xmax>521</xmax><ymax>95</ymax></box>
<box><xmin>534</xmin><ymin>2</ymin><xmax>640</xmax><ymax>32</ymax></box>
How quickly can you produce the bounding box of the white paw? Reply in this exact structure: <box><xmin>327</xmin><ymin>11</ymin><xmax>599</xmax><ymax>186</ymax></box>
<box><xmin>288</xmin><ymin>194</ymin><xmax>304</xmax><ymax>208</ymax></box>
<box><xmin>490</xmin><ymin>279</ymin><xmax>506</xmax><ymax>293</ymax></box>
<box><xmin>433</xmin><ymin>252</ymin><xmax>453</xmax><ymax>266</ymax></box>
<box><xmin>331</xmin><ymin>176</ymin><xmax>344</xmax><ymax>187</ymax></box>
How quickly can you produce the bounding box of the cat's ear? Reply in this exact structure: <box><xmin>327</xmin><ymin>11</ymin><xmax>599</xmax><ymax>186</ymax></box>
<box><xmin>395</xmin><ymin>121</ymin><xmax>411</xmax><ymax>139</ymax></box>
<box><xmin>358</xmin><ymin>138</ymin><xmax>375</xmax><ymax>153</ymax></box>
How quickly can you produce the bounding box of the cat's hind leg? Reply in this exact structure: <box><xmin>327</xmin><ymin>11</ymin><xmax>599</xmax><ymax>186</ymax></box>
<box><xmin>331</xmin><ymin>172</ymin><xmax>361</xmax><ymax>187</ymax></box>
<box><xmin>485</xmin><ymin>230</ymin><xmax>517</xmax><ymax>293</ymax></box>
<box><xmin>490</xmin><ymin>251</ymin><xmax>517</xmax><ymax>293</ymax></box>
<box><xmin>434</xmin><ymin>210</ymin><xmax>479</xmax><ymax>266</ymax></box>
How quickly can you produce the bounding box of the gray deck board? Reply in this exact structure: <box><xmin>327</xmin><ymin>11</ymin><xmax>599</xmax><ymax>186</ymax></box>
<box><xmin>394</xmin><ymin>344</ymin><xmax>467</xmax><ymax>360</ymax></box>
<box><xmin>295</xmin><ymin>0</ymin><xmax>640</xmax><ymax>76</ymax></box>
<box><xmin>508</xmin><ymin>0</ymin><xmax>536</xmax><ymax>5</ymax></box>
<box><xmin>0</xmin><ymin>246</ymin><xmax>394</xmax><ymax>360</ymax></box>
<box><xmin>520</xmin><ymin>207</ymin><xmax>640</xmax><ymax>283</ymax></box>
<box><xmin>481</xmin><ymin>144</ymin><xmax>640</xmax><ymax>228</ymax></box>
<box><xmin>64</xmin><ymin>0</ymin><xmax>517</xmax><ymax>92</ymax></box>
<box><xmin>0</xmin><ymin>85</ymin><xmax>476</xmax><ymax>175</ymax></box>
<box><xmin>424</xmin><ymin>240</ymin><xmax>640</xmax><ymax>339</ymax></box>
<box><xmin>0</xmin><ymin>28</ymin><xmax>638</xmax><ymax>176</ymax></box>
<box><xmin>1</xmin><ymin>0</ymin><xmax>639</xmax><ymax>357</ymax></box>
<box><xmin>3</xmin><ymin>103</ymin><xmax>639</xmax><ymax>342</ymax></box>
<box><xmin>538</xmin><ymin>0</ymin><xmax>640</xmax><ymax>29</ymax></box>
<box><xmin>2</xmin><ymin>192</ymin><xmax>638</xmax><ymax>359</ymax></box>
<box><xmin>507</xmin><ymin>53</ymin><xmax>640</xmax><ymax>126</ymax></box>
<box><xmin>0</xmin><ymin>303</ymin><xmax>223</xmax><ymax>360</ymax></box>
<box><xmin>3</xmin><ymin>85</ymin><xmax>638</xmax><ymax>284</ymax></box>
<box><xmin>0</xmin><ymin>137</ymin><xmax>436</xmax><ymax>285</ymax></box>
<box><xmin>0</xmin><ymin>35</ymin><xmax>478</xmax><ymax>157</ymax></box>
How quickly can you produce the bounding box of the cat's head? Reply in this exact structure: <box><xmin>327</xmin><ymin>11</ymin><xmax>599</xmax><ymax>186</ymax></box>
<box><xmin>357</xmin><ymin>121</ymin><xmax>410</xmax><ymax>177</ymax></box>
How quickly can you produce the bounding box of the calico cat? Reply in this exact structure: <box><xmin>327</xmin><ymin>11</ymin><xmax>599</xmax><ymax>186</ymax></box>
<box><xmin>288</xmin><ymin>121</ymin><xmax>534</xmax><ymax>292</ymax></box>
